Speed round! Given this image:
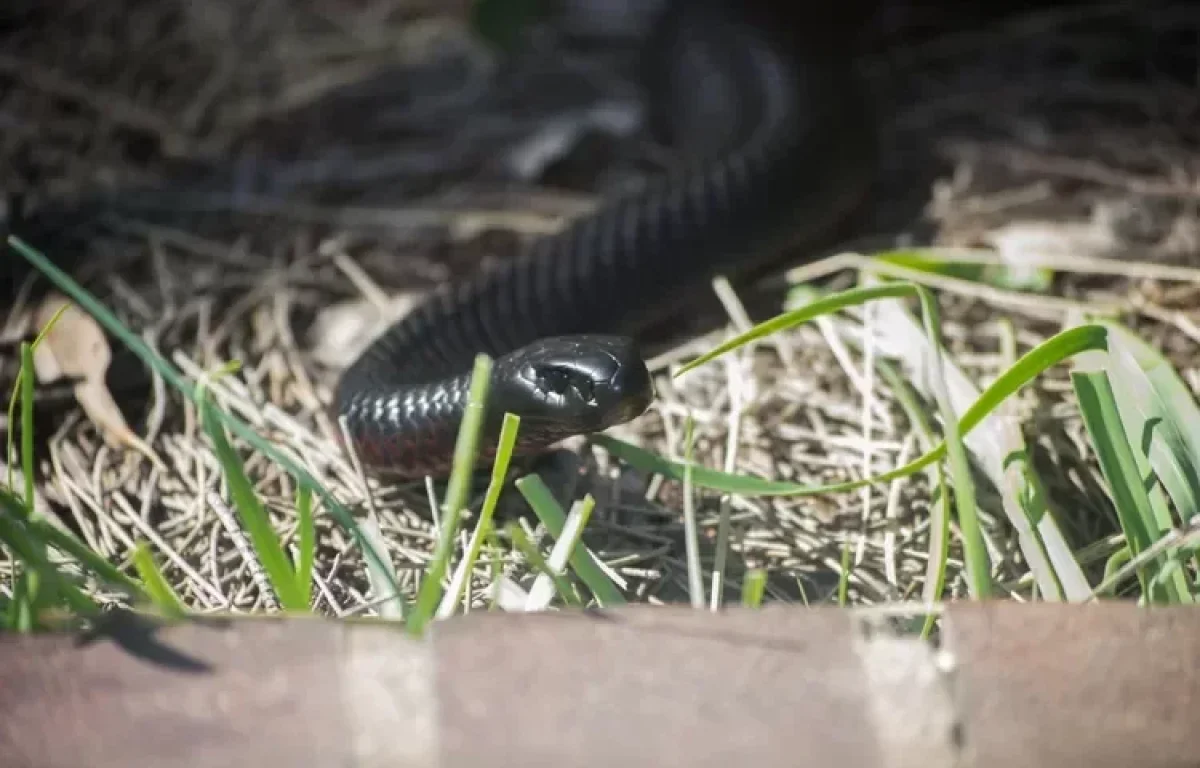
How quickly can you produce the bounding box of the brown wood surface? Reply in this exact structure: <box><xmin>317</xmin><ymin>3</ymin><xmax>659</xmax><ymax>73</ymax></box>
<box><xmin>0</xmin><ymin>602</ymin><xmax>1198</xmax><ymax>767</ymax></box>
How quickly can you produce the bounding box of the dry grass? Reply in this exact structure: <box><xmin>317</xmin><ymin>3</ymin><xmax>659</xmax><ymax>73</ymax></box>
<box><xmin>4</xmin><ymin>0</ymin><xmax>1200</xmax><ymax>616</ymax></box>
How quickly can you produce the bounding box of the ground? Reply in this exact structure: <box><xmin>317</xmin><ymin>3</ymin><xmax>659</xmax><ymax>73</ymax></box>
<box><xmin>2</xmin><ymin>0</ymin><xmax>1200</xmax><ymax>618</ymax></box>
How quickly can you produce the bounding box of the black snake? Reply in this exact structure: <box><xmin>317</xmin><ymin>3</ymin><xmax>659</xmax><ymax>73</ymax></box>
<box><xmin>333</xmin><ymin>0</ymin><xmax>878</xmax><ymax>479</ymax></box>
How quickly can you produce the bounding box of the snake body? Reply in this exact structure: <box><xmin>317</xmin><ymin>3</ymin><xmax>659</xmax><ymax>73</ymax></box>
<box><xmin>333</xmin><ymin>0</ymin><xmax>878</xmax><ymax>479</ymax></box>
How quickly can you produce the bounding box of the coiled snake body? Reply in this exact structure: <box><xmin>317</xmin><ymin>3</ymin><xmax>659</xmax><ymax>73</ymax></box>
<box><xmin>334</xmin><ymin>0</ymin><xmax>878</xmax><ymax>479</ymax></box>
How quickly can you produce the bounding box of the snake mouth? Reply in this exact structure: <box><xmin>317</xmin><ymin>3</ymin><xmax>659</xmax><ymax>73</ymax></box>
<box><xmin>604</xmin><ymin>389</ymin><xmax>655</xmax><ymax>430</ymax></box>
<box><xmin>601</xmin><ymin>355</ymin><xmax>655</xmax><ymax>427</ymax></box>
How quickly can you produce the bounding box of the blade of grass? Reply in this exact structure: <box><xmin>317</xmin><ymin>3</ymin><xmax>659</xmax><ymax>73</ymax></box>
<box><xmin>682</xmin><ymin>415</ymin><xmax>704</xmax><ymax>608</ymax></box>
<box><xmin>525</xmin><ymin>495</ymin><xmax>596</xmax><ymax>609</ymax></box>
<box><xmin>816</xmin><ymin>276</ymin><xmax>1013</xmax><ymax>601</ymax></box>
<box><xmin>874</xmin><ymin>247</ymin><xmax>1055</xmax><ymax>292</ymax></box>
<box><xmin>741</xmin><ymin>568</ymin><xmax>766</xmax><ymax>608</ymax></box>
<box><xmin>1103</xmin><ymin>321</ymin><xmax>1200</xmax><ymax>582</ymax></box>
<box><xmin>8</xmin><ymin>235</ymin><xmax>401</xmax><ymax>605</ymax></box>
<box><xmin>1091</xmin><ymin>526</ymin><xmax>1200</xmax><ymax>601</ymax></box>
<box><xmin>909</xmin><ymin>282</ymin><xmax>990</xmax><ymax>597</ymax></box>
<box><xmin>515</xmin><ymin>473</ymin><xmax>626</xmax><ymax>606</ymax></box>
<box><xmin>360</xmin><ymin>510</ymin><xmax>402</xmax><ymax>620</ymax></box>
<box><xmin>198</xmin><ymin>384</ymin><xmax>307</xmax><ymax>612</ymax></box>
<box><xmin>1105</xmin><ymin>333</ymin><xmax>1200</xmax><ymax>530</ymax></box>
<box><xmin>0</xmin><ymin>502</ymin><xmax>101</xmax><ymax>621</ymax></box>
<box><xmin>130</xmin><ymin>541</ymin><xmax>186</xmax><ymax>618</ymax></box>
<box><xmin>1071</xmin><ymin>368</ymin><xmax>1176</xmax><ymax>602</ymax></box>
<box><xmin>871</xmin><ymin>359</ymin><xmax>952</xmax><ymax>631</ymax></box>
<box><xmin>4</xmin><ymin>342</ymin><xmax>48</xmax><ymax>625</ymax></box>
<box><xmin>0</xmin><ymin>489</ymin><xmax>147</xmax><ymax>600</ymax></box>
<box><xmin>5</xmin><ymin>301</ymin><xmax>69</xmax><ymax>499</ymax></box>
<box><xmin>2</xmin><ymin>342</ymin><xmax>67</xmax><ymax>627</ymax></box>
<box><xmin>1081</xmin><ymin>342</ymin><xmax>1196</xmax><ymax>603</ymax></box>
<box><xmin>837</xmin><ymin>539</ymin><xmax>852</xmax><ymax>606</ymax></box>
<box><xmin>407</xmin><ymin>354</ymin><xmax>492</xmax><ymax>636</ymax></box>
<box><xmin>507</xmin><ymin>522</ymin><xmax>584</xmax><ymax>609</ymax></box>
<box><xmin>294</xmin><ymin>485</ymin><xmax>315</xmax><ymax>607</ymax></box>
<box><xmin>675</xmin><ymin>283</ymin><xmax>917</xmax><ymax>378</ymax></box>
<box><xmin>993</xmin><ymin>320</ymin><xmax>1074</xmax><ymax>602</ymax></box>
<box><xmin>1100</xmin><ymin>546</ymin><xmax>1132</xmax><ymax>595</ymax></box>
<box><xmin>18</xmin><ymin>342</ymin><xmax>35</xmax><ymax>510</ymax></box>
<box><xmin>596</xmin><ymin>323</ymin><xmax>1113</xmax><ymax>497</ymax></box>
<box><xmin>438</xmin><ymin>411</ymin><xmax>522</xmax><ymax>619</ymax></box>
<box><xmin>1102</xmin><ymin>320</ymin><xmax>1200</xmax><ymax>466</ymax></box>
<box><xmin>8</xmin><ymin>571</ymin><xmax>34</xmax><ymax>632</ymax></box>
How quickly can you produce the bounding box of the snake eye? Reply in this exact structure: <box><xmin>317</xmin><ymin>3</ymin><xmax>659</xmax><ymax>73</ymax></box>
<box><xmin>536</xmin><ymin>365</ymin><xmax>597</xmax><ymax>404</ymax></box>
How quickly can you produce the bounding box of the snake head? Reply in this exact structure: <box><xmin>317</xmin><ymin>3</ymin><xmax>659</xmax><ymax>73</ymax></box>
<box><xmin>494</xmin><ymin>335</ymin><xmax>655</xmax><ymax>435</ymax></box>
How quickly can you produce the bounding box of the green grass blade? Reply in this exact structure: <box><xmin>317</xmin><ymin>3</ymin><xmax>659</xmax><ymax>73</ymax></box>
<box><xmin>526</xmin><ymin>495</ymin><xmax>596</xmax><ymax>609</ymax></box>
<box><xmin>0</xmin><ymin>508</ymin><xmax>48</xmax><ymax>632</ymax></box>
<box><xmin>837</xmin><ymin>539</ymin><xmax>852</xmax><ymax>606</ymax></box>
<box><xmin>439</xmin><ymin>411</ymin><xmax>522</xmax><ymax>618</ymax></box>
<box><xmin>0</xmin><ymin>497</ymin><xmax>147</xmax><ymax>600</ymax></box>
<box><xmin>515</xmin><ymin>473</ymin><xmax>626</xmax><ymax>606</ymax></box>
<box><xmin>198</xmin><ymin>392</ymin><xmax>306</xmax><ymax>612</ymax></box>
<box><xmin>130</xmin><ymin>541</ymin><xmax>187</xmax><ymax>618</ymax></box>
<box><xmin>8</xmin><ymin>235</ymin><xmax>400</xmax><ymax>606</ymax></box>
<box><xmin>681</xmin><ymin>415</ymin><xmax>704</xmax><ymax>608</ymax></box>
<box><xmin>1103</xmin><ymin>321</ymin><xmax>1200</xmax><ymax>582</ymax></box>
<box><xmin>360</xmin><ymin>509</ymin><xmax>402</xmax><ymax>620</ymax></box>
<box><xmin>1104</xmin><ymin>332</ymin><xmax>1200</xmax><ymax>527</ymax></box>
<box><xmin>8</xmin><ymin>571</ymin><xmax>34</xmax><ymax>632</ymax></box>
<box><xmin>676</xmin><ymin>283</ymin><xmax>916</xmax><ymax>377</ymax></box>
<box><xmin>18</xmin><ymin>342</ymin><xmax>35</xmax><ymax>510</ymax></box>
<box><xmin>294</xmin><ymin>485</ymin><xmax>315</xmax><ymax>607</ymax></box>
<box><xmin>1100</xmin><ymin>546</ymin><xmax>1132</xmax><ymax>595</ymax></box>
<box><xmin>867</xmin><ymin>297</ymin><xmax>1092</xmax><ymax>601</ymax></box>
<box><xmin>1101</xmin><ymin>321</ymin><xmax>1200</xmax><ymax>467</ymax></box>
<box><xmin>476</xmin><ymin>412</ymin><xmax>521</xmax><ymax>527</ymax></box>
<box><xmin>740</xmin><ymin>569</ymin><xmax>766</xmax><ymax>608</ymax></box>
<box><xmin>1071</xmin><ymin>369</ymin><xmax>1175</xmax><ymax>602</ymax></box>
<box><xmin>1082</xmin><ymin>337</ymin><xmax>1198</xmax><ymax>602</ymax></box>
<box><xmin>506</xmin><ymin>522</ymin><xmax>583</xmax><ymax>608</ymax></box>
<box><xmin>2</xmin><ymin>340</ymin><xmax>57</xmax><ymax>626</ymax></box>
<box><xmin>874</xmin><ymin>247</ymin><xmax>1055</xmax><ymax>292</ymax></box>
<box><xmin>988</xmin><ymin>320</ymin><xmax>1072</xmax><ymax>602</ymax></box>
<box><xmin>5</xmin><ymin>301</ymin><xmax>68</xmax><ymax>498</ymax></box>
<box><xmin>407</xmin><ymin>354</ymin><xmax>492</xmax><ymax>636</ymax></box>
<box><xmin>0</xmin><ymin>500</ymin><xmax>101</xmax><ymax>621</ymax></box>
<box><xmin>910</xmin><ymin>284</ymin><xmax>990</xmax><ymax>597</ymax></box>
<box><xmin>596</xmin><ymin>323</ymin><xmax>1112</xmax><ymax>497</ymax></box>
<box><xmin>871</xmin><ymin>359</ymin><xmax>952</xmax><ymax>627</ymax></box>
<box><xmin>1002</xmin><ymin>447</ymin><xmax>1072</xmax><ymax>600</ymax></box>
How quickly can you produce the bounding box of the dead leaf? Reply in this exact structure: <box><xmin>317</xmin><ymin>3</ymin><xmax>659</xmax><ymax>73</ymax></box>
<box><xmin>30</xmin><ymin>293</ymin><xmax>165</xmax><ymax>471</ymax></box>
<box><xmin>308</xmin><ymin>294</ymin><xmax>420</xmax><ymax>369</ymax></box>
<box><xmin>31</xmin><ymin>294</ymin><xmax>105</xmax><ymax>384</ymax></box>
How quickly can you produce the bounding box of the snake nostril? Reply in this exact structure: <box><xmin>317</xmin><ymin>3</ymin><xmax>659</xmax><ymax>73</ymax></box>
<box><xmin>535</xmin><ymin>367</ymin><xmax>573</xmax><ymax>396</ymax></box>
